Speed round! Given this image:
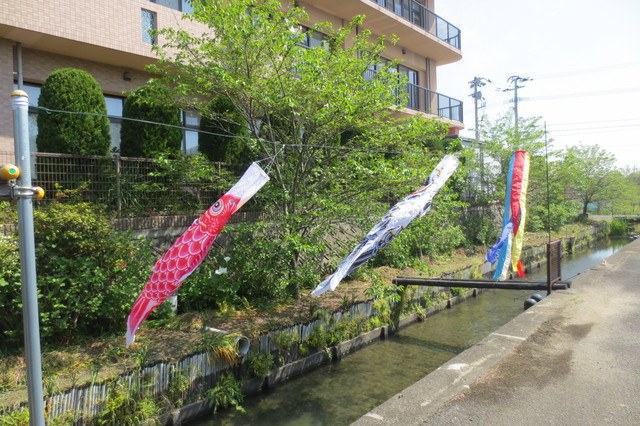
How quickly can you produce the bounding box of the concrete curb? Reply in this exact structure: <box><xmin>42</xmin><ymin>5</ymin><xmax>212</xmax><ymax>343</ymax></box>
<box><xmin>351</xmin><ymin>289</ymin><xmax>569</xmax><ymax>425</ymax></box>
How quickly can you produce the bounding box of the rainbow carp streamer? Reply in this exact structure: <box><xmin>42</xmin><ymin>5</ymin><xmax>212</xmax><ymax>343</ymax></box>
<box><xmin>126</xmin><ymin>162</ymin><xmax>269</xmax><ymax>347</ymax></box>
<box><xmin>311</xmin><ymin>155</ymin><xmax>459</xmax><ymax>296</ymax></box>
<box><xmin>486</xmin><ymin>150</ymin><xmax>530</xmax><ymax>280</ymax></box>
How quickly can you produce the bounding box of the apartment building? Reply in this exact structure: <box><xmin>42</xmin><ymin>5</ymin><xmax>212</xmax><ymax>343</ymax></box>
<box><xmin>0</xmin><ymin>0</ymin><xmax>463</xmax><ymax>156</ymax></box>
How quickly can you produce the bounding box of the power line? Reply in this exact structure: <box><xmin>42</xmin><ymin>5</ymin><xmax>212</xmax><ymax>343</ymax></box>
<box><xmin>549</xmin><ymin>123</ymin><xmax>640</xmax><ymax>133</ymax></box>
<box><xmin>33</xmin><ymin>105</ymin><xmax>456</xmax><ymax>158</ymax></box>
<box><xmin>547</xmin><ymin>117</ymin><xmax>640</xmax><ymax>126</ymax></box>
<box><xmin>519</xmin><ymin>86</ymin><xmax>640</xmax><ymax>102</ymax></box>
<box><xmin>533</xmin><ymin>61</ymin><xmax>640</xmax><ymax>80</ymax></box>
<box><xmin>547</xmin><ymin>127</ymin><xmax>640</xmax><ymax>137</ymax></box>
<box><xmin>35</xmin><ymin>105</ymin><xmax>257</xmax><ymax>142</ymax></box>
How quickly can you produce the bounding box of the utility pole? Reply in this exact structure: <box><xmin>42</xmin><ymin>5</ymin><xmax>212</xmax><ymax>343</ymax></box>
<box><xmin>12</xmin><ymin>90</ymin><xmax>46</xmax><ymax>426</ymax></box>
<box><xmin>469</xmin><ymin>76</ymin><xmax>490</xmax><ymax>193</ymax></box>
<box><xmin>502</xmin><ymin>75</ymin><xmax>531</xmax><ymax>131</ymax></box>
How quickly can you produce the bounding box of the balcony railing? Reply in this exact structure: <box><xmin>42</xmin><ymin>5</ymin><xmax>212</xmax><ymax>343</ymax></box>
<box><xmin>363</xmin><ymin>68</ymin><xmax>463</xmax><ymax>122</ymax></box>
<box><xmin>372</xmin><ymin>0</ymin><xmax>461</xmax><ymax>49</ymax></box>
<box><xmin>403</xmin><ymin>82</ymin><xmax>463</xmax><ymax>122</ymax></box>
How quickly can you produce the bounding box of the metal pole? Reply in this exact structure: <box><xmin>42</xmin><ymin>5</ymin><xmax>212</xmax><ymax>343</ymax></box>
<box><xmin>12</xmin><ymin>90</ymin><xmax>46</xmax><ymax>426</ymax></box>
<box><xmin>16</xmin><ymin>42</ymin><xmax>24</xmax><ymax>90</ymax></box>
<box><xmin>469</xmin><ymin>77</ymin><xmax>490</xmax><ymax>194</ymax></box>
<box><xmin>115</xmin><ymin>154</ymin><xmax>122</xmax><ymax>216</ymax></box>
<box><xmin>472</xmin><ymin>81</ymin><xmax>483</xmax><ymax>192</ymax></box>
<box><xmin>513</xmin><ymin>82</ymin><xmax>519</xmax><ymax>132</ymax></box>
<box><xmin>544</xmin><ymin>122</ymin><xmax>551</xmax><ymax>245</ymax></box>
<box><xmin>504</xmin><ymin>76</ymin><xmax>531</xmax><ymax>135</ymax></box>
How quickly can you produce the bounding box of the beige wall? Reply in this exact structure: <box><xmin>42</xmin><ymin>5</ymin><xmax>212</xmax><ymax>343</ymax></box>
<box><xmin>19</xmin><ymin>48</ymin><xmax>149</xmax><ymax>95</ymax></box>
<box><xmin>0</xmin><ymin>44</ymin><xmax>154</xmax><ymax>154</ymax></box>
<box><xmin>301</xmin><ymin>0</ymin><xmax>442</xmax><ymax>91</ymax></box>
<box><xmin>300</xmin><ymin>1</ymin><xmax>434</xmax><ymax>90</ymax></box>
<box><xmin>0</xmin><ymin>0</ymin><xmax>205</xmax><ymax>70</ymax></box>
<box><xmin>302</xmin><ymin>2</ymin><xmax>344</xmax><ymax>29</ymax></box>
<box><xmin>0</xmin><ymin>0</ymin><xmax>206</xmax><ymax>154</ymax></box>
<box><xmin>0</xmin><ymin>39</ymin><xmax>14</xmax><ymax>152</ymax></box>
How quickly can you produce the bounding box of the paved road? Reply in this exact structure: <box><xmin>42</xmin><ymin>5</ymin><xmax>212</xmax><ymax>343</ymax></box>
<box><xmin>353</xmin><ymin>237</ymin><xmax>640</xmax><ymax>425</ymax></box>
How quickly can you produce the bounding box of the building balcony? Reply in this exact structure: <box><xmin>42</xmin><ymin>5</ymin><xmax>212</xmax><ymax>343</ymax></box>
<box><xmin>403</xmin><ymin>83</ymin><xmax>463</xmax><ymax>123</ymax></box>
<box><xmin>370</xmin><ymin>0</ymin><xmax>460</xmax><ymax>49</ymax></box>
<box><xmin>306</xmin><ymin>0</ymin><xmax>461</xmax><ymax>64</ymax></box>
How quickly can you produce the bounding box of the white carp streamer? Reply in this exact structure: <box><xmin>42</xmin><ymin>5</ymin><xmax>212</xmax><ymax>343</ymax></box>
<box><xmin>311</xmin><ymin>155</ymin><xmax>460</xmax><ymax>296</ymax></box>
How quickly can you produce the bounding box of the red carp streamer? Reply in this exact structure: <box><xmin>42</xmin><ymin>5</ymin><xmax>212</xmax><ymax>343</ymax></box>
<box><xmin>126</xmin><ymin>162</ymin><xmax>269</xmax><ymax>346</ymax></box>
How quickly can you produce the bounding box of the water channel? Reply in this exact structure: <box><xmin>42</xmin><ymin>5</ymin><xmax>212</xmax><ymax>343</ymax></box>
<box><xmin>196</xmin><ymin>236</ymin><xmax>632</xmax><ymax>426</ymax></box>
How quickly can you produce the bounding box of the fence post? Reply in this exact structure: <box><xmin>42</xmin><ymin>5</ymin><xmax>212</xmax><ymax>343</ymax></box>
<box><xmin>12</xmin><ymin>90</ymin><xmax>46</xmax><ymax>426</ymax></box>
<box><xmin>115</xmin><ymin>154</ymin><xmax>121</xmax><ymax>216</ymax></box>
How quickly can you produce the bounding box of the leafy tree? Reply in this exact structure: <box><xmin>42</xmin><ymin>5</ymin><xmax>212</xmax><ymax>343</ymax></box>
<box><xmin>36</xmin><ymin>68</ymin><xmax>111</xmax><ymax>155</ymax></box>
<box><xmin>477</xmin><ymin>110</ymin><xmax>574</xmax><ymax>232</ymax></box>
<box><xmin>148</xmin><ymin>0</ymin><xmax>457</xmax><ymax>299</ymax></box>
<box><xmin>478</xmin><ymin>110</ymin><xmax>546</xmax><ymax>190</ymax></box>
<box><xmin>119</xmin><ymin>84</ymin><xmax>183</xmax><ymax>158</ymax></box>
<box><xmin>526</xmin><ymin>154</ymin><xmax>577</xmax><ymax>232</ymax></box>
<box><xmin>617</xmin><ymin>166</ymin><xmax>640</xmax><ymax>214</ymax></box>
<box><xmin>199</xmin><ymin>97</ymin><xmax>252</xmax><ymax>164</ymax></box>
<box><xmin>559</xmin><ymin>144</ymin><xmax>618</xmax><ymax>216</ymax></box>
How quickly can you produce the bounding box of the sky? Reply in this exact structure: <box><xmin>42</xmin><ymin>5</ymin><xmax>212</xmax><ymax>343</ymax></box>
<box><xmin>433</xmin><ymin>0</ymin><xmax>640</xmax><ymax>170</ymax></box>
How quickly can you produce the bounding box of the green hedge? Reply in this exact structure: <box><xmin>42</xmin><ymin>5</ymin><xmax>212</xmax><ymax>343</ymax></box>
<box><xmin>36</xmin><ymin>68</ymin><xmax>111</xmax><ymax>155</ymax></box>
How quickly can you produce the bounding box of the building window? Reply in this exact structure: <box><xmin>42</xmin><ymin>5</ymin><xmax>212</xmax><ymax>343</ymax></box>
<box><xmin>398</xmin><ymin>64</ymin><xmax>419</xmax><ymax>110</ymax></box>
<box><xmin>12</xmin><ymin>82</ymin><xmax>202</xmax><ymax>156</ymax></box>
<box><xmin>290</xmin><ymin>25</ymin><xmax>328</xmax><ymax>49</ymax></box>
<box><xmin>183</xmin><ymin>111</ymin><xmax>199</xmax><ymax>154</ymax></box>
<box><xmin>105</xmin><ymin>96</ymin><xmax>125</xmax><ymax>153</ymax></box>
<box><xmin>300</xmin><ymin>28</ymin><xmax>327</xmax><ymax>49</ymax></box>
<box><xmin>13</xmin><ymin>82</ymin><xmax>128</xmax><ymax>154</ymax></box>
<box><xmin>141</xmin><ymin>9</ymin><xmax>157</xmax><ymax>44</ymax></box>
<box><xmin>364</xmin><ymin>57</ymin><xmax>392</xmax><ymax>81</ymax></box>
<box><xmin>148</xmin><ymin>0</ymin><xmax>194</xmax><ymax>13</ymax></box>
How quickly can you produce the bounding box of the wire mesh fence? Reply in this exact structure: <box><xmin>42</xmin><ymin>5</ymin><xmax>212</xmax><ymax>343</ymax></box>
<box><xmin>1</xmin><ymin>151</ymin><xmax>237</xmax><ymax>218</ymax></box>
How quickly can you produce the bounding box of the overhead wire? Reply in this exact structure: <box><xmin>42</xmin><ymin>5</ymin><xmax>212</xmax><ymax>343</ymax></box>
<box><xmin>532</xmin><ymin>61</ymin><xmax>640</xmax><ymax>80</ymax></box>
<box><xmin>33</xmin><ymin>105</ymin><xmax>459</xmax><ymax>158</ymax></box>
<box><xmin>518</xmin><ymin>86</ymin><xmax>640</xmax><ymax>102</ymax></box>
<box><xmin>547</xmin><ymin>117</ymin><xmax>640</xmax><ymax>126</ymax></box>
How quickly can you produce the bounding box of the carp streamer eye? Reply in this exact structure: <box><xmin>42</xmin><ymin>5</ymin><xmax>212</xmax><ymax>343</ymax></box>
<box><xmin>210</xmin><ymin>200</ymin><xmax>223</xmax><ymax>215</ymax></box>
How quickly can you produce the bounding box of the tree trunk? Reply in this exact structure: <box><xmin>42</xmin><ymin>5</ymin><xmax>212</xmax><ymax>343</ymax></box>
<box><xmin>290</xmin><ymin>253</ymin><xmax>300</xmax><ymax>300</ymax></box>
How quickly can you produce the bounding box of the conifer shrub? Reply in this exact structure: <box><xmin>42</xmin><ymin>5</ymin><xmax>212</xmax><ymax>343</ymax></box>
<box><xmin>198</xmin><ymin>97</ymin><xmax>251</xmax><ymax>164</ymax></box>
<box><xmin>119</xmin><ymin>84</ymin><xmax>182</xmax><ymax>158</ymax></box>
<box><xmin>36</xmin><ymin>68</ymin><xmax>111</xmax><ymax>155</ymax></box>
